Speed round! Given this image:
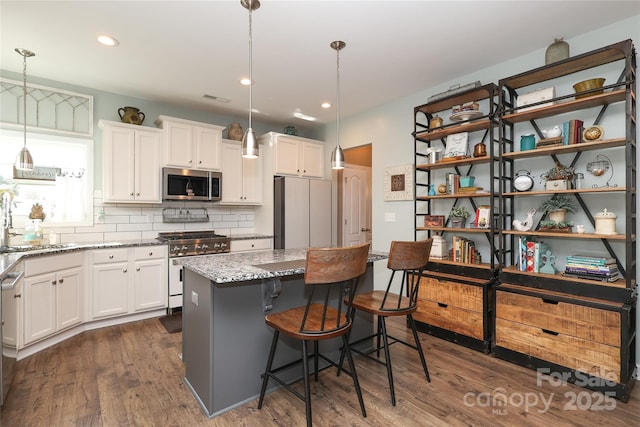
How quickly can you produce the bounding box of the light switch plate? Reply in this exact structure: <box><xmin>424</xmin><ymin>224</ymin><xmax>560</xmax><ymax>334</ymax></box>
<box><xmin>384</xmin><ymin>212</ymin><xmax>396</xmax><ymax>222</ymax></box>
<box><xmin>191</xmin><ymin>291</ymin><xmax>199</xmax><ymax>306</ymax></box>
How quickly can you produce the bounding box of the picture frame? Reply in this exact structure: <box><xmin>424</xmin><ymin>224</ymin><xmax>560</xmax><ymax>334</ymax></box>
<box><xmin>444</xmin><ymin>132</ymin><xmax>469</xmax><ymax>158</ymax></box>
<box><xmin>474</xmin><ymin>206</ymin><xmax>491</xmax><ymax>228</ymax></box>
<box><xmin>383</xmin><ymin>164</ymin><xmax>414</xmax><ymax>201</ymax></box>
<box><xmin>424</xmin><ymin>215</ymin><xmax>445</xmax><ymax>227</ymax></box>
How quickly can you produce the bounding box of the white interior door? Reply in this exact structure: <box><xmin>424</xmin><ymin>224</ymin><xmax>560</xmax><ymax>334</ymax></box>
<box><xmin>342</xmin><ymin>166</ymin><xmax>369</xmax><ymax>247</ymax></box>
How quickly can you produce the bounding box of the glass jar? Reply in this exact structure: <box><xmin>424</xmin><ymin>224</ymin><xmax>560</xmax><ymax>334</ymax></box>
<box><xmin>573</xmin><ymin>172</ymin><xmax>584</xmax><ymax>189</ymax></box>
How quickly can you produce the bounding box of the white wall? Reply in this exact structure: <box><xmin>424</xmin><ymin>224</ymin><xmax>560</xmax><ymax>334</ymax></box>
<box><xmin>322</xmin><ymin>15</ymin><xmax>640</xmax><ymax>371</ymax></box>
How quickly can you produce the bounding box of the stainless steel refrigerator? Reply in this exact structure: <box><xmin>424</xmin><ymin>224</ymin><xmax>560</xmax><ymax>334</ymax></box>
<box><xmin>274</xmin><ymin>176</ymin><xmax>331</xmax><ymax>249</ymax></box>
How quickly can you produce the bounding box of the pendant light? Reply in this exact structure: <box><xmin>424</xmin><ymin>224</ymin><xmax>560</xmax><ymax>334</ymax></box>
<box><xmin>330</xmin><ymin>41</ymin><xmax>346</xmax><ymax>169</ymax></box>
<box><xmin>14</xmin><ymin>48</ymin><xmax>35</xmax><ymax>170</ymax></box>
<box><xmin>241</xmin><ymin>0</ymin><xmax>260</xmax><ymax>158</ymax></box>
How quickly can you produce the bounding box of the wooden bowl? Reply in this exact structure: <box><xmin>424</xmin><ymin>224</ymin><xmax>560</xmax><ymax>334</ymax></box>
<box><xmin>573</xmin><ymin>78</ymin><xmax>605</xmax><ymax>99</ymax></box>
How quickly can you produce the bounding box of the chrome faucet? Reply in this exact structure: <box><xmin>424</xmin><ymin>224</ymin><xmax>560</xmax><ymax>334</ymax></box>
<box><xmin>1</xmin><ymin>192</ymin><xmax>13</xmax><ymax>248</ymax></box>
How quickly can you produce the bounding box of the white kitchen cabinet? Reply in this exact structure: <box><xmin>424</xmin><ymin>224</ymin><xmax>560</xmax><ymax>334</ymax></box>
<box><xmin>156</xmin><ymin>115</ymin><xmax>225</xmax><ymax>170</ymax></box>
<box><xmin>100</xmin><ymin>120</ymin><xmax>162</xmax><ymax>203</ymax></box>
<box><xmin>230</xmin><ymin>238</ymin><xmax>272</xmax><ymax>253</ymax></box>
<box><xmin>262</xmin><ymin>132</ymin><xmax>325</xmax><ymax>178</ymax></box>
<box><xmin>90</xmin><ymin>246</ymin><xmax>167</xmax><ymax>320</ymax></box>
<box><xmin>220</xmin><ymin>139</ymin><xmax>263</xmax><ymax>204</ymax></box>
<box><xmin>22</xmin><ymin>252</ymin><xmax>83</xmax><ymax>346</ymax></box>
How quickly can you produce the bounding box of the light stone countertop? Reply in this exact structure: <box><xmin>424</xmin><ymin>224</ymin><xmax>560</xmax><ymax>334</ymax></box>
<box><xmin>177</xmin><ymin>248</ymin><xmax>388</xmax><ymax>285</ymax></box>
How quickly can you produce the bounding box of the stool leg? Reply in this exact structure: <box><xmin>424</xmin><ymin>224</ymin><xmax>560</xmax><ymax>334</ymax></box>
<box><xmin>342</xmin><ymin>334</ymin><xmax>367</xmax><ymax>418</ymax></box>
<box><xmin>337</xmin><ymin>306</ymin><xmax>357</xmax><ymax>376</ymax></box>
<box><xmin>313</xmin><ymin>341</ymin><xmax>319</xmax><ymax>382</ymax></box>
<box><xmin>379</xmin><ymin>316</ymin><xmax>396</xmax><ymax>406</ymax></box>
<box><xmin>376</xmin><ymin>315</ymin><xmax>383</xmax><ymax>358</ymax></box>
<box><xmin>258</xmin><ymin>330</ymin><xmax>280</xmax><ymax>409</ymax></box>
<box><xmin>301</xmin><ymin>340</ymin><xmax>312</xmax><ymax>427</ymax></box>
<box><xmin>408</xmin><ymin>314</ymin><xmax>430</xmax><ymax>382</ymax></box>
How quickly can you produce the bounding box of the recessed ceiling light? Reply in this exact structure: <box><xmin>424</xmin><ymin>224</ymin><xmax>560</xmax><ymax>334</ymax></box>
<box><xmin>97</xmin><ymin>34</ymin><xmax>119</xmax><ymax>47</ymax></box>
<box><xmin>293</xmin><ymin>112</ymin><xmax>317</xmax><ymax>122</ymax></box>
<box><xmin>321</xmin><ymin>102</ymin><xmax>331</xmax><ymax>109</ymax></box>
<box><xmin>240</xmin><ymin>78</ymin><xmax>252</xmax><ymax>86</ymax></box>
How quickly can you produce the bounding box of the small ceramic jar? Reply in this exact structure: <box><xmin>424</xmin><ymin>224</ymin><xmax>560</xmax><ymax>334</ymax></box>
<box><xmin>594</xmin><ymin>208</ymin><xmax>617</xmax><ymax>235</ymax></box>
<box><xmin>431</xmin><ymin>234</ymin><xmax>447</xmax><ymax>259</ymax></box>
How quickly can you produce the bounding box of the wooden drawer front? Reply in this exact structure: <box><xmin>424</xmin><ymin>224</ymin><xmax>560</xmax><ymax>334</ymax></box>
<box><xmin>25</xmin><ymin>252</ymin><xmax>83</xmax><ymax>277</ymax></box>
<box><xmin>419</xmin><ymin>277</ymin><xmax>483</xmax><ymax>312</ymax></box>
<box><xmin>230</xmin><ymin>238</ymin><xmax>271</xmax><ymax>252</ymax></box>
<box><xmin>92</xmin><ymin>248</ymin><xmax>129</xmax><ymax>264</ymax></box>
<box><xmin>495</xmin><ymin>318</ymin><xmax>621</xmax><ymax>383</ymax></box>
<box><xmin>496</xmin><ymin>291</ymin><xmax>621</xmax><ymax>347</ymax></box>
<box><xmin>415</xmin><ymin>300</ymin><xmax>484</xmax><ymax>340</ymax></box>
<box><xmin>133</xmin><ymin>245</ymin><xmax>166</xmax><ymax>260</ymax></box>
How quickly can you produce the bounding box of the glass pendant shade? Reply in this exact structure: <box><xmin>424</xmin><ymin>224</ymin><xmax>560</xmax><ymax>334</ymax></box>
<box><xmin>331</xmin><ymin>144</ymin><xmax>345</xmax><ymax>169</ymax></box>
<box><xmin>241</xmin><ymin>128</ymin><xmax>259</xmax><ymax>158</ymax></box>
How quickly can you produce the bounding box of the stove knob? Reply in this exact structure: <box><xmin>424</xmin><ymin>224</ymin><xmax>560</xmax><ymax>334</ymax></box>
<box><xmin>213</xmin><ymin>242</ymin><xmax>220</xmax><ymax>249</ymax></box>
<box><xmin>220</xmin><ymin>242</ymin><xmax>228</xmax><ymax>249</ymax></box>
<box><xmin>194</xmin><ymin>244</ymin><xmax>201</xmax><ymax>250</ymax></box>
<box><xmin>171</xmin><ymin>246</ymin><xmax>180</xmax><ymax>253</ymax></box>
<box><xmin>201</xmin><ymin>244</ymin><xmax>209</xmax><ymax>250</ymax></box>
<box><xmin>181</xmin><ymin>245</ymin><xmax>189</xmax><ymax>251</ymax></box>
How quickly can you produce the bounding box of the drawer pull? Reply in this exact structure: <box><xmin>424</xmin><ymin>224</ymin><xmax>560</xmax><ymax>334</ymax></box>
<box><xmin>541</xmin><ymin>329</ymin><xmax>559</xmax><ymax>336</ymax></box>
<box><xmin>542</xmin><ymin>298</ymin><xmax>558</xmax><ymax>305</ymax></box>
<box><xmin>437</xmin><ymin>302</ymin><xmax>448</xmax><ymax>308</ymax></box>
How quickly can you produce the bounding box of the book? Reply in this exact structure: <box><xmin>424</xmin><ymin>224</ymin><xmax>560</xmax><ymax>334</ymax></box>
<box><xmin>526</xmin><ymin>241</ymin><xmax>536</xmax><ymax>272</ymax></box>
<box><xmin>566</xmin><ymin>255</ymin><xmax>616</xmax><ymax>265</ymax></box>
<box><xmin>563</xmin><ymin>272</ymin><xmax>620</xmax><ymax>282</ymax></box>
<box><xmin>562</xmin><ymin>121</ymin><xmax>570</xmax><ymax>145</ymax></box>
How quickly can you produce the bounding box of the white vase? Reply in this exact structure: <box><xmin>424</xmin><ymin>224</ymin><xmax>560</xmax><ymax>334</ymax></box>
<box><xmin>548</xmin><ymin>209</ymin><xmax>566</xmax><ymax>223</ymax></box>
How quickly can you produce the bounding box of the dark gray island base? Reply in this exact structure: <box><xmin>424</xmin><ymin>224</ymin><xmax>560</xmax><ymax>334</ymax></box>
<box><xmin>179</xmin><ymin>249</ymin><xmax>387</xmax><ymax>418</ymax></box>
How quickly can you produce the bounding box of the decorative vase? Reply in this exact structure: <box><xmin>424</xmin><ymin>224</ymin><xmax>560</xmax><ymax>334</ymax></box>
<box><xmin>428</xmin><ymin>184</ymin><xmax>436</xmax><ymax>196</ymax></box>
<box><xmin>284</xmin><ymin>125</ymin><xmax>298</xmax><ymax>136</ymax></box>
<box><xmin>545</xmin><ymin>38</ymin><xmax>570</xmax><ymax>65</ymax></box>
<box><xmin>228</xmin><ymin>123</ymin><xmax>243</xmax><ymax>141</ymax></box>
<box><xmin>450</xmin><ymin>217</ymin><xmax>466</xmax><ymax>228</ymax></box>
<box><xmin>118</xmin><ymin>106</ymin><xmax>145</xmax><ymax>125</ymax></box>
<box><xmin>548</xmin><ymin>209</ymin><xmax>566</xmax><ymax>224</ymax></box>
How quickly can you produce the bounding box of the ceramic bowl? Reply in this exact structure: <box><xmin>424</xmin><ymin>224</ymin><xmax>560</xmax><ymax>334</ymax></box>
<box><xmin>573</xmin><ymin>78</ymin><xmax>605</xmax><ymax>99</ymax></box>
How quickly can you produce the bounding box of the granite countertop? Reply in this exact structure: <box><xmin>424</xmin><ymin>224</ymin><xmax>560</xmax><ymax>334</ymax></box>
<box><xmin>177</xmin><ymin>248</ymin><xmax>388</xmax><ymax>285</ymax></box>
<box><xmin>0</xmin><ymin>239</ymin><xmax>165</xmax><ymax>279</ymax></box>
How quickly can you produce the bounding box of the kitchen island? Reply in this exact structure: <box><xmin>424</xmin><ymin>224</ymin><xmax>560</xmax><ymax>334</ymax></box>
<box><xmin>178</xmin><ymin>248</ymin><xmax>387</xmax><ymax>418</ymax></box>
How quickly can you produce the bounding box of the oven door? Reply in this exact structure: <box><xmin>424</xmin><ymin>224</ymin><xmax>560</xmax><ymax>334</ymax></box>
<box><xmin>169</xmin><ymin>259</ymin><xmax>184</xmax><ymax>310</ymax></box>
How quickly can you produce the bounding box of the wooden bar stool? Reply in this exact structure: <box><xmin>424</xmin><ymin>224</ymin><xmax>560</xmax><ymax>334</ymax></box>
<box><xmin>340</xmin><ymin>239</ymin><xmax>433</xmax><ymax>406</ymax></box>
<box><xmin>257</xmin><ymin>243</ymin><xmax>370</xmax><ymax>427</ymax></box>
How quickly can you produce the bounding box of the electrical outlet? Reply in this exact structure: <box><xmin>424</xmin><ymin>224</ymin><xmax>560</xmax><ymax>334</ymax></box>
<box><xmin>191</xmin><ymin>291</ymin><xmax>199</xmax><ymax>306</ymax></box>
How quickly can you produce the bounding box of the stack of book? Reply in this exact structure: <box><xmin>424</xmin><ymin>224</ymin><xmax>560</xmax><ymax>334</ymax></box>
<box><xmin>449</xmin><ymin>236</ymin><xmax>481</xmax><ymax>264</ymax></box>
<box><xmin>563</xmin><ymin>254</ymin><xmax>620</xmax><ymax>282</ymax></box>
<box><xmin>517</xmin><ymin>237</ymin><xmax>550</xmax><ymax>273</ymax></box>
<box><xmin>562</xmin><ymin>119</ymin><xmax>584</xmax><ymax>145</ymax></box>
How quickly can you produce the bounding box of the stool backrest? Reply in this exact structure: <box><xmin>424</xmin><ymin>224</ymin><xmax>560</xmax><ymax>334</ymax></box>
<box><xmin>381</xmin><ymin>239</ymin><xmax>433</xmax><ymax>312</ymax></box>
<box><xmin>300</xmin><ymin>243</ymin><xmax>370</xmax><ymax>335</ymax></box>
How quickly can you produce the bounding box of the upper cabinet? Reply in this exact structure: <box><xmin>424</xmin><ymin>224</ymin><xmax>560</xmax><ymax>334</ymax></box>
<box><xmin>261</xmin><ymin>132</ymin><xmax>325</xmax><ymax>178</ymax></box>
<box><xmin>100</xmin><ymin>120</ymin><xmax>163</xmax><ymax>203</ymax></box>
<box><xmin>155</xmin><ymin>115</ymin><xmax>225</xmax><ymax>170</ymax></box>
<box><xmin>220</xmin><ymin>139</ymin><xmax>263</xmax><ymax>205</ymax></box>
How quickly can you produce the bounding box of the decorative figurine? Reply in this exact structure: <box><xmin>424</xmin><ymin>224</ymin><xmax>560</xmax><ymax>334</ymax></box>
<box><xmin>540</xmin><ymin>250</ymin><xmax>557</xmax><ymax>274</ymax></box>
<box><xmin>512</xmin><ymin>208</ymin><xmax>536</xmax><ymax>231</ymax></box>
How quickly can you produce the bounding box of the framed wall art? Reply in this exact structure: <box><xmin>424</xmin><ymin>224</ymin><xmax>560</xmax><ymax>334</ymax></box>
<box><xmin>383</xmin><ymin>164</ymin><xmax>414</xmax><ymax>201</ymax></box>
<box><xmin>444</xmin><ymin>132</ymin><xmax>469</xmax><ymax>158</ymax></box>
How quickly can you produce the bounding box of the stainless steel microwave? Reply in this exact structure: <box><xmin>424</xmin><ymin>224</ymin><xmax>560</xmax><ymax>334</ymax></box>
<box><xmin>162</xmin><ymin>168</ymin><xmax>221</xmax><ymax>201</ymax></box>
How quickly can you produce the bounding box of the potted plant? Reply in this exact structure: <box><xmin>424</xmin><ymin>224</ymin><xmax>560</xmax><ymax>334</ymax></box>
<box><xmin>449</xmin><ymin>206</ymin><xmax>471</xmax><ymax>228</ymax></box>
<box><xmin>538</xmin><ymin>194</ymin><xmax>578</xmax><ymax>225</ymax></box>
<box><xmin>540</xmin><ymin>161</ymin><xmax>575</xmax><ymax>190</ymax></box>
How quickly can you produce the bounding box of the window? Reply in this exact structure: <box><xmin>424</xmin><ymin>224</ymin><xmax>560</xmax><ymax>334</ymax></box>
<box><xmin>0</xmin><ymin>129</ymin><xmax>93</xmax><ymax>227</ymax></box>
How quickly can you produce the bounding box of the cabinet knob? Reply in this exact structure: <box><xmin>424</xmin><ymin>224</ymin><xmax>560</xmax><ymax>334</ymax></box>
<box><xmin>51</xmin><ymin>280</ymin><xmax>57</xmax><ymax>285</ymax></box>
<box><xmin>14</xmin><ymin>293</ymin><xmax>21</xmax><ymax>298</ymax></box>
<box><xmin>136</xmin><ymin>267</ymin><xmax>141</xmax><ymax>271</ymax></box>
<box><xmin>136</xmin><ymin>193</ymin><xmax>140</xmax><ymax>196</ymax></box>
<box><xmin>198</xmin><ymin>160</ymin><xmax>202</xmax><ymax>164</ymax></box>
<box><xmin>109</xmin><ymin>255</ymin><xmax>114</xmax><ymax>259</ymax></box>
<box><xmin>58</xmin><ymin>278</ymin><xmax>64</xmax><ymax>284</ymax></box>
<box><xmin>149</xmin><ymin>252</ymin><xmax>153</xmax><ymax>256</ymax></box>
<box><xmin>123</xmin><ymin>268</ymin><xmax>127</xmax><ymax>273</ymax></box>
<box><xmin>130</xmin><ymin>192</ymin><xmax>134</xmax><ymax>196</ymax></box>
<box><xmin>189</xmin><ymin>160</ymin><xmax>193</xmax><ymax>163</ymax></box>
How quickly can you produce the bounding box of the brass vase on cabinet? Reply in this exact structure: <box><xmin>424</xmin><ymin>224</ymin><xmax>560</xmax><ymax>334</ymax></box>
<box><xmin>118</xmin><ymin>106</ymin><xmax>145</xmax><ymax>125</ymax></box>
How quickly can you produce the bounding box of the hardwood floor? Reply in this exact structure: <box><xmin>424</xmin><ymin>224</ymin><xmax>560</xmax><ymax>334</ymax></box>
<box><xmin>1</xmin><ymin>316</ymin><xmax>638</xmax><ymax>426</ymax></box>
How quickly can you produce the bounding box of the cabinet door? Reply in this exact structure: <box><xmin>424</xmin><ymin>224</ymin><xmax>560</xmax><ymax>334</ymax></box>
<box><xmin>273</xmin><ymin>136</ymin><xmax>301</xmax><ymax>176</ymax></box>
<box><xmin>133</xmin><ymin>258</ymin><xmax>167</xmax><ymax>312</ymax></box>
<box><xmin>301</xmin><ymin>141</ymin><xmax>324</xmax><ymax>178</ymax></box>
<box><xmin>221</xmin><ymin>141</ymin><xmax>243</xmax><ymax>203</ymax></box>
<box><xmin>134</xmin><ymin>130</ymin><xmax>162</xmax><ymax>202</ymax></box>
<box><xmin>91</xmin><ymin>262</ymin><xmax>129</xmax><ymax>319</ymax></box>
<box><xmin>242</xmin><ymin>154</ymin><xmax>263</xmax><ymax>204</ymax></box>
<box><xmin>103</xmin><ymin>125</ymin><xmax>136</xmax><ymax>202</ymax></box>
<box><xmin>23</xmin><ymin>273</ymin><xmax>56</xmax><ymax>345</ymax></box>
<box><xmin>164</xmin><ymin>121</ymin><xmax>194</xmax><ymax>167</ymax></box>
<box><xmin>2</xmin><ymin>277</ymin><xmax>22</xmax><ymax>349</ymax></box>
<box><xmin>56</xmin><ymin>267</ymin><xmax>82</xmax><ymax>330</ymax></box>
<box><xmin>196</xmin><ymin>126</ymin><xmax>222</xmax><ymax>170</ymax></box>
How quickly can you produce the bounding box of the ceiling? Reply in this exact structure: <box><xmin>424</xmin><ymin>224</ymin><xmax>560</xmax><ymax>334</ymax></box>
<box><xmin>1</xmin><ymin>1</ymin><xmax>638</xmax><ymax>129</ymax></box>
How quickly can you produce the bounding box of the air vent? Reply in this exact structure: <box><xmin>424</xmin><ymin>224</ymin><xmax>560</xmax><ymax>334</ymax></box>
<box><xmin>202</xmin><ymin>94</ymin><xmax>231</xmax><ymax>103</ymax></box>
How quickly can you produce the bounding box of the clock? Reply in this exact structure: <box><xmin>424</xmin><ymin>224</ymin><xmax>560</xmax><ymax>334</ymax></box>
<box><xmin>514</xmin><ymin>170</ymin><xmax>534</xmax><ymax>192</ymax></box>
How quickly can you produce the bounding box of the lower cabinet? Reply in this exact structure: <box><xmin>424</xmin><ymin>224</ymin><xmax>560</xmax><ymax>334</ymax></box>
<box><xmin>90</xmin><ymin>246</ymin><xmax>167</xmax><ymax>320</ymax></box>
<box><xmin>415</xmin><ymin>272</ymin><xmax>493</xmax><ymax>353</ymax></box>
<box><xmin>494</xmin><ymin>283</ymin><xmax>635</xmax><ymax>402</ymax></box>
<box><xmin>23</xmin><ymin>252</ymin><xmax>83</xmax><ymax>346</ymax></box>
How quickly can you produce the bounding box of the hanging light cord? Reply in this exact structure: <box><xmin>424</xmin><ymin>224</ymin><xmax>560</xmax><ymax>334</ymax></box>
<box><xmin>248</xmin><ymin>3</ymin><xmax>253</xmax><ymax>131</ymax></box>
<box><xmin>335</xmin><ymin>43</ymin><xmax>340</xmax><ymax>149</ymax></box>
<box><xmin>21</xmin><ymin>51</ymin><xmax>28</xmax><ymax>149</ymax></box>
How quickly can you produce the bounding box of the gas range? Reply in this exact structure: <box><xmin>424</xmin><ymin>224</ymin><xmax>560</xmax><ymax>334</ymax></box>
<box><xmin>157</xmin><ymin>231</ymin><xmax>230</xmax><ymax>257</ymax></box>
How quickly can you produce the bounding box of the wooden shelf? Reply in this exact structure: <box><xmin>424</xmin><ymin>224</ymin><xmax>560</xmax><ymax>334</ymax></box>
<box><xmin>501</xmin><ymin>138</ymin><xmax>626</xmax><ymax>160</ymax></box>
<box><xmin>415</xmin><ymin>118</ymin><xmax>493</xmax><ymax>142</ymax></box>
<box><xmin>417</xmin><ymin>226</ymin><xmax>492</xmax><ymax>234</ymax></box>
<box><xmin>416</xmin><ymin>156</ymin><xmax>497</xmax><ymax>171</ymax></box>
<box><xmin>428</xmin><ymin>258</ymin><xmax>492</xmax><ymax>270</ymax></box>
<box><xmin>501</xmin><ymin>266</ymin><xmax>628</xmax><ymax>289</ymax></box>
<box><xmin>502</xmin><ymin>187</ymin><xmax>627</xmax><ymax>196</ymax></box>
<box><xmin>416</xmin><ymin>192</ymin><xmax>493</xmax><ymax>200</ymax></box>
<box><xmin>502</xmin><ymin>230</ymin><xmax>630</xmax><ymax>240</ymax></box>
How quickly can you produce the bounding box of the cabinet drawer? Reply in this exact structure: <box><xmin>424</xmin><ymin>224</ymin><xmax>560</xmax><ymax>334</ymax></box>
<box><xmin>495</xmin><ymin>318</ymin><xmax>621</xmax><ymax>383</ymax></box>
<box><xmin>92</xmin><ymin>248</ymin><xmax>129</xmax><ymax>264</ymax></box>
<box><xmin>415</xmin><ymin>300</ymin><xmax>484</xmax><ymax>340</ymax></box>
<box><xmin>24</xmin><ymin>252</ymin><xmax>83</xmax><ymax>277</ymax></box>
<box><xmin>496</xmin><ymin>290</ymin><xmax>621</xmax><ymax>346</ymax></box>
<box><xmin>230</xmin><ymin>239</ymin><xmax>271</xmax><ymax>252</ymax></box>
<box><xmin>418</xmin><ymin>277</ymin><xmax>483</xmax><ymax>312</ymax></box>
<box><xmin>133</xmin><ymin>245</ymin><xmax>167</xmax><ymax>260</ymax></box>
